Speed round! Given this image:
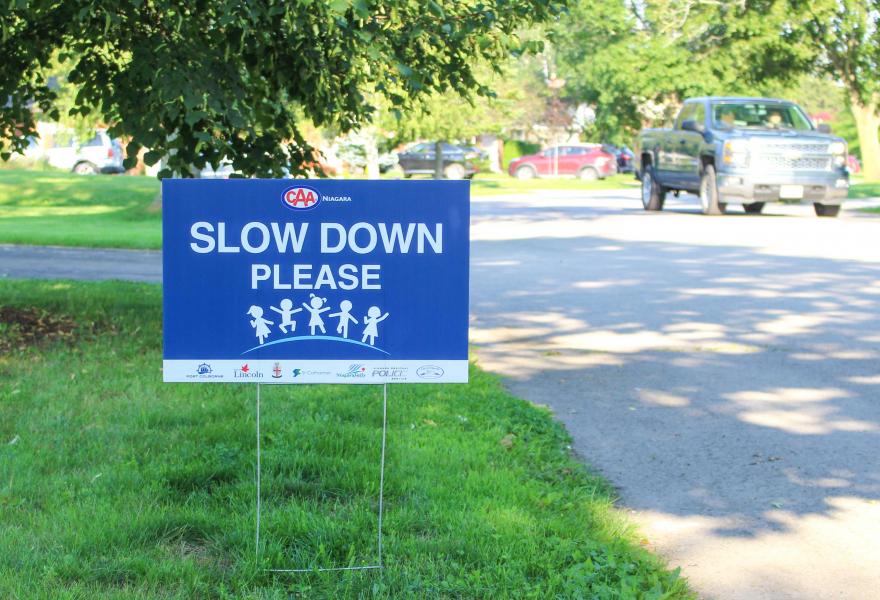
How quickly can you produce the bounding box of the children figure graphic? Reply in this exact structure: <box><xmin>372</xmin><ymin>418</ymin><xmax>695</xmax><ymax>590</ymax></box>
<box><xmin>328</xmin><ymin>300</ymin><xmax>358</xmax><ymax>339</ymax></box>
<box><xmin>361</xmin><ymin>306</ymin><xmax>389</xmax><ymax>346</ymax></box>
<box><xmin>269</xmin><ymin>299</ymin><xmax>303</xmax><ymax>334</ymax></box>
<box><xmin>247</xmin><ymin>305</ymin><xmax>273</xmax><ymax>345</ymax></box>
<box><xmin>302</xmin><ymin>294</ymin><xmax>331</xmax><ymax>335</ymax></box>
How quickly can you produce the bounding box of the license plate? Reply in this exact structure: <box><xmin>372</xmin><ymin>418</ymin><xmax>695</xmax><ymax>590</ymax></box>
<box><xmin>779</xmin><ymin>184</ymin><xmax>804</xmax><ymax>199</ymax></box>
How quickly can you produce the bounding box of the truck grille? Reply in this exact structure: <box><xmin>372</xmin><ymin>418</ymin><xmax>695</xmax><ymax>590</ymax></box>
<box><xmin>762</xmin><ymin>142</ymin><xmax>829</xmax><ymax>154</ymax></box>
<box><xmin>759</xmin><ymin>154</ymin><xmax>831</xmax><ymax>171</ymax></box>
<box><xmin>754</xmin><ymin>142</ymin><xmax>832</xmax><ymax>171</ymax></box>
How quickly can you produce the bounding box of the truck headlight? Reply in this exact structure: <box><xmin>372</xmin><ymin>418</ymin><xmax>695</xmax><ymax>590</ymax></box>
<box><xmin>829</xmin><ymin>141</ymin><xmax>846</xmax><ymax>167</ymax></box>
<box><xmin>723</xmin><ymin>140</ymin><xmax>749</xmax><ymax>167</ymax></box>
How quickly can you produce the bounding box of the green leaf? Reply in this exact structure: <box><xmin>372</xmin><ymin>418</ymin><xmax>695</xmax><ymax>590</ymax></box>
<box><xmin>143</xmin><ymin>151</ymin><xmax>162</xmax><ymax>166</ymax></box>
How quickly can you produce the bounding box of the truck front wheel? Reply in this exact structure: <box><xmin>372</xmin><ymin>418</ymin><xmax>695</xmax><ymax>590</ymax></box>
<box><xmin>814</xmin><ymin>203</ymin><xmax>841</xmax><ymax>217</ymax></box>
<box><xmin>699</xmin><ymin>165</ymin><xmax>726</xmax><ymax>215</ymax></box>
<box><xmin>743</xmin><ymin>202</ymin><xmax>765</xmax><ymax>214</ymax></box>
<box><xmin>641</xmin><ymin>165</ymin><xmax>665</xmax><ymax>211</ymax></box>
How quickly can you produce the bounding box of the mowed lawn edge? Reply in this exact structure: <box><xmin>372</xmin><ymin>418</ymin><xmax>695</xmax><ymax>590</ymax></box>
<box><xmin>0</xmin><ymin>279</ymin><xmax>693</xmax><ymax>599</ymax></box>
<box><xmin>2</xmin><ymin>170</ymin><xmax>878</xmax><ymax>250</ymax></box>
<box><xmin>0</xmin><ymin>170</ymin><xmax>637</xmax><ymax>250</ymax></box>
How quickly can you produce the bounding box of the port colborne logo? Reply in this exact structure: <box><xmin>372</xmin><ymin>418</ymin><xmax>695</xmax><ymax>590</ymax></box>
<box><xmin>416</xmin><ymin>365</ymin><xmax>444</xmax><ymax>379</ymax></box>
<box><xmin>187</xmin><ymin>363</ymin><xmax>223</xmax><ymax>379</ymax></box>
<box><xmin>282</xmin><ymin>186</ymin><xmax>320</xmax><ymax>210</ymax></box>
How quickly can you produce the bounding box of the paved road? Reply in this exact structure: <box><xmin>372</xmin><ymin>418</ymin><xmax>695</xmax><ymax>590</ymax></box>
<box><xmin>2</xmin><ymin>190</ymin><xmax>879</xmax><ymax>599</ymax></box>
<box><xmin>0</xmin><ymin>244</ymin><xmax>161</xmax><ymax>281</ymax></box>
<box><xmin>470</xmin><ymin>190</ymin><xmax>880</xmax><ymax>599</ymax></box>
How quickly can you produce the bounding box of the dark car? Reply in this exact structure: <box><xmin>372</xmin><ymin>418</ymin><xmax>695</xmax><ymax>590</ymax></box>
<box><xmin>602</xmin><ymin>144</ymin><xmax>635</xmax><ymax>174</ymax></box>
<box><xmin>396</xmin><ymin>142</ymin><xmax>479</xmax><ymax>179</ymax></box>
<box><xmin>507</xmin><ymin>144</ymin><xmax>616</xmax><ymax>180</ymax></box>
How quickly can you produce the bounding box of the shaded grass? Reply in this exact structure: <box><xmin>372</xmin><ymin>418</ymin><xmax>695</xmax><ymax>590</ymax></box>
<box><xmin>0</xmin><ymin>280</ymin><xmax>691</xmax><ymax>599</ymax></box>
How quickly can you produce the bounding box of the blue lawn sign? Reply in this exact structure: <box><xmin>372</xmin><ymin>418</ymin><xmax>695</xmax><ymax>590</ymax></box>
<box><xmin>162</xmin><ymin>179</ymin><xmax>469</xmax><ymax>384</ymax></box>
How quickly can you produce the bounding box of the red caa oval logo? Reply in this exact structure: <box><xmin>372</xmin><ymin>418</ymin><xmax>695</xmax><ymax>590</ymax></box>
<box><xmin>282</xmin><ymin>186</ymin><xmax>320</xmax><ymax>210</ymax></box>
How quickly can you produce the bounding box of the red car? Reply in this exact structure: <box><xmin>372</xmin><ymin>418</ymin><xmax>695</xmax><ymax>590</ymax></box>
<box><xmin>507</xmin><ymin>144</ymin><xmax>616</xmax><ymax>181</ymax></box>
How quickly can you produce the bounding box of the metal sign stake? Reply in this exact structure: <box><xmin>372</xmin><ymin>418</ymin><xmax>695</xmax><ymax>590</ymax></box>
<box><xmin>255</xmin><ymin>382</ymin><xmax>388</xmax><ymax>573</ymax></box>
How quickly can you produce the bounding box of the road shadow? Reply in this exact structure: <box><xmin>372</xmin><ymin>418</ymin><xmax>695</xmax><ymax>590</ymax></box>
<box><xmin>471</xmin><ymin>228</ymin><xmax>880</xmax><ymax>541</ymax></box>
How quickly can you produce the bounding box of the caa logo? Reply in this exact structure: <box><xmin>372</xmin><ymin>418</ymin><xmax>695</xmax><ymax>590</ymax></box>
<box><xmin>282</xmin><ymin>186</ymin><xmax>320</xmax><ymax>210</ymax></box>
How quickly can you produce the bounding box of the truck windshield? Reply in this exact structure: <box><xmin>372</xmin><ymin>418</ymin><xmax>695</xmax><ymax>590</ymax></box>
<box><xmin>711</xmin><ymin>102</ymin><xmax>813</xmax><ymax>131</ymax></box>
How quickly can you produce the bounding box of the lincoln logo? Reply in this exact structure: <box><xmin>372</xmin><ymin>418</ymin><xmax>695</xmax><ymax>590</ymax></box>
<box><xmin>282</xmin><ymin>186</ymin><xmax>320</xmax><ymax>210</ymax></box>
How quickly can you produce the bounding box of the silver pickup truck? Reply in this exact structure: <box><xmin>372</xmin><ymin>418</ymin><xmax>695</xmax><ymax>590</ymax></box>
<box><xmin>635</xmin><ymin>97</ymin><xmax>849</xmax><ymax>217</ymax></box>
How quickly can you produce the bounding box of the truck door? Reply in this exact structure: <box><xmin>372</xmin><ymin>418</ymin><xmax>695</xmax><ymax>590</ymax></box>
<box><xmin>660</xmin><ymin>103</ymin><xmax>695</xmax><ymax>185</ymax></box>
<box><xmin>680</xmin><ymin>102</ymin><xmax>706</xmax><ymax>190</ymax></box>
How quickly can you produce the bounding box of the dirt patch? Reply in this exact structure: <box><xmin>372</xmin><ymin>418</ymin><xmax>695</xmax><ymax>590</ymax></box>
<box><xmin>0</xmin><ymin>306</ymin><xmax>78</xmax><ymax>354</ymax></box>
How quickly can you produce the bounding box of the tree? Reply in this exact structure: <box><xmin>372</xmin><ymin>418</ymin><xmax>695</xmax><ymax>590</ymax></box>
<box><xmin>554</xmin><ymin>0</ymin><xmax>812</xmax><ymax>143</ymax></box>
<box><xmin>364</xmin><ymin>57</ymin><xmax>549</xmax><ymax>178</ymax></box>
<box><xmin>0</xmin><ymin>0</ymin><xmax>564</xmax><ymax>178</ymax></box>
<box><xmin>789</xmin><ymin>0</ymin><xmax>880</xmax><ymax>180</ymax></box>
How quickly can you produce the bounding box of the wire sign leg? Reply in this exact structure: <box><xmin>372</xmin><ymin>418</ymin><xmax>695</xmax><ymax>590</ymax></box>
<box><xmin>255</xmin><ymin>382</ymin><xmax>261</xmax><ymax>560</ymax></box>
<box><xmin>256</xmin><ymin>383</ymin><xmax>389</xmax><ymax>573</ymax></box>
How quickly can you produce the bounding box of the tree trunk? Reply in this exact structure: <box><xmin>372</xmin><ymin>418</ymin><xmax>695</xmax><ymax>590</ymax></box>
<box><xmin>434</xmin><ymin>140</ymin><xmax>444</xmax><ymax>179</ymax></box>
<box><xmin>363</xmin><ymin>128</ymin><xmax>380</xmax><ymax>179</ymax></box>
<box><xmin>850</xmin><ymin>94</ymin><xmax>880</xmax><ymax>182</ymax></box>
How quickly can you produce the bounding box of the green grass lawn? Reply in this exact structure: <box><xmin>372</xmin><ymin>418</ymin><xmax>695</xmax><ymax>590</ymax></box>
<box><xmin>0</xmin><ymin>170</ymin><xmax>636</xmax><ymax>250</ymax></box>
<box><xmin>0</xmin><ymin>170</ymin><xmax>161</xmax><ymax>248</ymax></box>
<box><xmin>848</xmin><ymin>181</ymin><xmax>880</xmax><ymax>199</ymax></box>
<box><xmin>849</xmin><ymin>181</ymin><xmax>880</xmax><ymax>213</ymax></box>
<box><xmin>0</xmin><ymin>280</ymin><xmax>691</xmax><ymax>599</ymax></box>
<box><xmin>470</xmin><ymin>173</ymin><xmax>637</xmax><ymax>195</ymax></box>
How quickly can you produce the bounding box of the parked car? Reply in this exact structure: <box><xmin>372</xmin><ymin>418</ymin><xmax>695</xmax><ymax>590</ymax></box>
<box><xmin>602</xmin><ymin>144</ymin><xmax>635</xmax><ymax>174</ymax></box>
<box><xmin>635</xmin><ymin>97</ymin><xmax>849</xmax><ymax>217</ymax></box>
<box><xmin>507</xmin><ymin>144</ymin><xmax>616</xmax><ymax>180</ymax></box>
<box><xmin>199</xmin><ymin>161</ymin><xmax>236</xmax><ymax>178</ymax></box>
<box><xmin>43</xmin><ymin>129</ymin><xmax>125</xmax><ymax>174</ymax></box>
<box><xmin>395</xmin><ymin>142</ymin><xmax>479</xmax><ymax>179</ymax></box>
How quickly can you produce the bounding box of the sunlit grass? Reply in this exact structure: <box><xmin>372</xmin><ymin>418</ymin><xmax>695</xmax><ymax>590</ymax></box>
<box><xmin>0</xmin><ymin>169</ymin><xmax>641</xmax><ymax>249</ymax></box>
<box><xmin>850</xmin><ymin>181</ymin><xmax>880</xmax><ymax>213</ymax></box>
<box><xmin>0</xmin><ymin>170</ymin><xmax>160</xmax><ymax>248</ymax></box>
<box><xmin>0</xmin><ymin>279</ymin><xmax>692</xmax><ymax>598</ymax></box>
<box><xmin>471</xmin><ymin>173</ymin><xmax>637</xmax><ymax>195</ymax></box>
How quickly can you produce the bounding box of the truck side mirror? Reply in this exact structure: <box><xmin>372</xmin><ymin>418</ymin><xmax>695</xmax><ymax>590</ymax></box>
<box><xmin>817</xmin><ymin>123</ymin><xmax>832</xmax><ymax>134</ymax></box>
<box><xmin>681</xmin><ymin>119</ymin><xmax>701</xmax><ymax>133</ymax></box>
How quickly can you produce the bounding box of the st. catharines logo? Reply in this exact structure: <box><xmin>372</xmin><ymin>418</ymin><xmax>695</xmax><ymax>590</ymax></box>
<box><xmin>234</xmin><ymin>363</ymin><xmax>263</xmax><ymax>379</ymax></box>
<box><xmin>337</xmin><ymin>364</ymin><xmax>367</xmax><ymax>378</ymax></box>
<box><xmin>282</xmin><ymin>186</ymin><xmax>320</xmax><ymax>210</ymax></box>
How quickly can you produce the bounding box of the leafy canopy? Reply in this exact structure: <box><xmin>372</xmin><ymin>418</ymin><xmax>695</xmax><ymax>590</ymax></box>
<box><xmin>554</xmin><ymin>0</ymin><xmax>814</xmax><ymax>142</ymax></box>
<box><xmin>0</xmin><ymin>0</ymin><xmax>563</xmax><ymax>177</ymax></box>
